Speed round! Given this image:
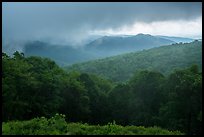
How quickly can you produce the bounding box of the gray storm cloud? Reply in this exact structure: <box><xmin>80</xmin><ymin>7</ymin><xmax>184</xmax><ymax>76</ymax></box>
<box><xmin>2</xmin><ymin>2</ymin><xmax>202</xmax><ymax>50</ymax></box>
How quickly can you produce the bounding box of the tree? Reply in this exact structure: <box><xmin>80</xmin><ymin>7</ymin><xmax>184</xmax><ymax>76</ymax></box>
<box><xmin>159</xmin><ymin>65</ymin><xmax>202</xmax><ymax>135</ymax></box>
<box><xmin>128</xmin><ymin>70</ymin><xmax>165</xmax><ymax>126</ymax></box>
<box><xmin>2</xmin><ymin>53</ymin><xmax>65</xmax><ymax>121</ymax></box>
<box><xmin>108</xmin><ymin>83</ymin><xmax>132</xmax><ymax>125</ymax></box>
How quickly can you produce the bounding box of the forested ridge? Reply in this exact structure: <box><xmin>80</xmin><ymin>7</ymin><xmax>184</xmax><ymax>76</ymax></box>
<box><xmin>23</xmin><ymin>34</ymin><xmax>177</xmax><ymax>66</ymax></box>
<box><xmin>2</xmin><ymin>42</ymin><xmax>202</xmax><ymax>135</ymax></box>
<box><xmin>67</xmin><ymin>41</ymin><xmax>202</xmax><ymax>82</ymax></box>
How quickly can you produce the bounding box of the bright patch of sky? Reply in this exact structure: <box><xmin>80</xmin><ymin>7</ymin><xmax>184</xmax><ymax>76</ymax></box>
<box><xmin>90</xmin><ymin>16</ymin><xmax>202</xmax><ymax>39</ymax></box>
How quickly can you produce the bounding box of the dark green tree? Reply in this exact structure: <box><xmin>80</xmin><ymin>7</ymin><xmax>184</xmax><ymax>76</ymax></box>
<box><xmin>128</xmin><ymin>70</ymin><xmax>165</xmax><ymax>126</ymax></box>
<box><xmin>159</xmin><ymin>65</ymin><xmax>202</xmax><ymax>135</ymax></box>
<box><xmin>108</xmin><ymin>83</ymin><xmax>132</xmax><ymax>125</ymax></box>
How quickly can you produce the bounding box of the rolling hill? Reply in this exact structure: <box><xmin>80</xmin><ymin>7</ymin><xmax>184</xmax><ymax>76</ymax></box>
<box><xmin>23</xmin><ymin>34</ymin><xmax>177</xmax><ymax>66</ymax></box>
<box><xmin>85</xmin><ymin>33</ymin><xmax>175</xmax><ymax>57</ymax></box>
<box><xmin>66</xmin><ymin>40</ymin><xmax>202</xmax><ymax>82</ymax></box>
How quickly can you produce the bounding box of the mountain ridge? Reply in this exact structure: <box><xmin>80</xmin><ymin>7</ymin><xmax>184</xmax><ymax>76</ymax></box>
<box><xmin>22</xmin><ymin>34</ymin><xmax>196</xmax><ymax>66</ymax></box>
<box><xmin>66</xmin><ymin>40</ymin><xmax>202</xmax><ymax>82</ymax></box>
<box><xmin>85</xmin><ymin>33</ymin><xmax>175</xmax><ymax>57</ymax></box>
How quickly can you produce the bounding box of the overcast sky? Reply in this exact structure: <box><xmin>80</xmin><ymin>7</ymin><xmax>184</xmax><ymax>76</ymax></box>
<box><xmin>2</xmin><ymin>2</ymin><xmax>202</xmax><ymax>47</ymax></box>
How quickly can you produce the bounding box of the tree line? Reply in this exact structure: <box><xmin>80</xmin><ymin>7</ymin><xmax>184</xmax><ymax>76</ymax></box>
<box><xmin>2</xmin><ymin>51</ymin><xmax>202</xmax><ymax>135</ymax></box>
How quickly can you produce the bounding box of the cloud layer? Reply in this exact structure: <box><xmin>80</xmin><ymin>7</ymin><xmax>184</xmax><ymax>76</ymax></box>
<box><xmin>2</xmin><ymin>2</ymin><xmax>202</xmax><ymax>47</ymax></box>
<box><xmin>91</xmin><ymin>16</ymin><xmax>202</xmax><ymax>39</ymax></box>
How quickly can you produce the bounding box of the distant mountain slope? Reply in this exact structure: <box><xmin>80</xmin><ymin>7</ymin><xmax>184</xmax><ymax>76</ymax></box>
<box><xmin>23</xmin><ymin>34</ymin><xmax>175</xmax><ymax>66</ymax></box>
<box><xmin>23</xmin><ymin>34</ymin><xmax>195</xmax><ymax>67</ymax></box>
<box><xmin>66</xmin><ymin>41</ymin><xmax>202</xmax><ymax>82</ymax></box>
<box><xmin>156</xmin><ymin>35</ymin><xmax>194</xmax><ymax>43</ymax></box>
<box><xmin>23</xmin><ymin>41</ymin><xmax>95</xmax><ymax>66</ymax></box>
<box><xmin>85</xmin><ymin>33</ymin><xmax>175</xmax><ymax>57</ymax></box>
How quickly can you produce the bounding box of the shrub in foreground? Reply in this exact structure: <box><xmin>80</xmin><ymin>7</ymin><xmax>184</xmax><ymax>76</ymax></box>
<box><xmin>2</xmin><ymin>114</ymin><xmax>184</xmax><ymax>135</ymax></box>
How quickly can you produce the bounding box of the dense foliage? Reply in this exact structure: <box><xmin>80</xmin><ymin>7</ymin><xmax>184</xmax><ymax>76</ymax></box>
<box><xmin>2</xmin><ymin>114</ymin><xmax>183</xmax><ymax>135</ymax></box>
<box><xmin>2</xmin><ymin>46</ymin><xmax>202</xmax><ymax>135</ymax></box>
<box><xmin>2</xmin><ymin>52</ymin><xmax>113</xmax><ymax>124</ymax></box>
<box><xmin>67</xmin><ymin>41</ymin><xmax>202</xmax><ymax>82</ymax></box>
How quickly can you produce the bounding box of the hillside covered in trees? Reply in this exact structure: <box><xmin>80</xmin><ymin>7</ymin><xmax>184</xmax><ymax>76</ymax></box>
<box><xmin>23</xmin><ymin>34</ymin><xmax>179</xmax><ymax>66</ymax></box>
<box><xmin>2</xmin><ymin>49</ymin><xmax>202</xmax><ymax>135</ymax></box>
<box><xmin>67</xmin><ymin>41</ymin><xmax>202</xmax><ymax>82</ymax></box>
<box><xmin>2</xmin><ymin>1</ymin><xmax>202</xmax><ymax>135</ymax></box>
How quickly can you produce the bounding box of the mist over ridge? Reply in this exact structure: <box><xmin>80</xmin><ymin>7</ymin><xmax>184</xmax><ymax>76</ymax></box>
<box><xmin>2</xmin><ymin>2</ymin><xmax>202</xmax><ymax>55</ymax></box>
<box><xmin>22</xmin><ymin>33</ymin><xmax>198</xmax><ymax>66</ymax></box>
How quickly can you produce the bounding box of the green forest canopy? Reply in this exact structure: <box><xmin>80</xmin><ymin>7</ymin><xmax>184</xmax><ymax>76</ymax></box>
<box><xmin>66</xmin><ymin>41</ymin><xmax>202</xmax><ymax>82</ymax></box>
<box><xmin>2</xmin><ymin>41</ymin><xmax>202</xmax><ymax>135</ymax></box>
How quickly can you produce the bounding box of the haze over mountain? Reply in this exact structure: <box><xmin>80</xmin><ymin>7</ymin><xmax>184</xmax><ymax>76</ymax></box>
<box><xmin>23</xmin><ymin>33</ymin><xmax>199</xmax><ymax>66</ymax></box>
<box><xmin>85</xmin><ymin>34</ymin><xmax>175</xmax><ymax>57</ymax></box>
<box><xmin>23</xmin><ymin>34</ymin><xmax>194</xmax><ymax>66</ymax></box>
<box><xmin>23</xmin><ymin>41</ymin><xmax>95</xmax><ymax>66</ymax></box>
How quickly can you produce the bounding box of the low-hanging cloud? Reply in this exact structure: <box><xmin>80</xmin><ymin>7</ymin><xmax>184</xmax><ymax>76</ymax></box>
<box><xmin>2</xmin><ymin>2</ymin><xmax>202</xmax><ymax>50</ymax></box>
